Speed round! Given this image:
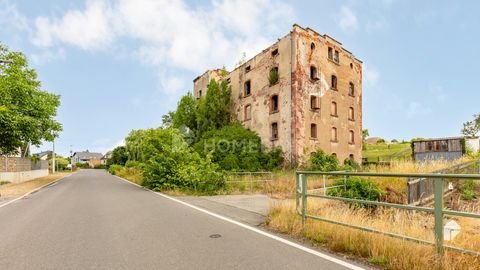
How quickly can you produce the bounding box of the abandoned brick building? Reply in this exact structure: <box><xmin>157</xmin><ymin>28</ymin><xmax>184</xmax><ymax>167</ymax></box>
<box><xmin>193</xmin><ymin>24</ymin><xmax>363</xmax><ymax>165</ymax></box>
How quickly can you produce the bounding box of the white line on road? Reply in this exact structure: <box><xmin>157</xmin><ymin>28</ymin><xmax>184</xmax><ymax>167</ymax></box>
<box><xmin>0</xmin><ymin>174</ymin><xmax>73</xmax><ymax>209</ymax></box>
<box><xmin>113</xmin><ymin>175</ymin><xmax>365</xmax><ymax>270</ymax></box>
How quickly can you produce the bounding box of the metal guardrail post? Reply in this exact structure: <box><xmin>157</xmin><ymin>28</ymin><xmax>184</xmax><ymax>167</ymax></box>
<box><xmin>301</xmin><ymin>174</ymin><xmax>307</xmax><ymax>227</ymax></box>
<box><xmin>433</xmin><ymin>177</ymin><xmax>444</xmax><ymax>257</ymax></box>
<box><xmin>295</xmin><ymin>173</ymin><xmax>300</xmax><ymax>211</ymax></box>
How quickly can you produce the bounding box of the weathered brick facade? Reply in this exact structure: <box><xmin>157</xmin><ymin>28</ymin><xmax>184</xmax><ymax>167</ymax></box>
<box><xmin>193</xmin><ymin>24</ymin><xmax>362</xmax><ymax>165</ymax></box>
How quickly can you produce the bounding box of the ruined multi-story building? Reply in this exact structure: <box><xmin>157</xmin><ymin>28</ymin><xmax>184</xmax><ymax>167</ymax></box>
<box><xmin>193</xmin><ymin>24</ymin><xmax>362</xmax><ymax>165</ymax></box>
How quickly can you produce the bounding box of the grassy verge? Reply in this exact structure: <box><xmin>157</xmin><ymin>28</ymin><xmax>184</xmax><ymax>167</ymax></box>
<box><xmin>362</xmin><ymin>142</ymin><xmax>412</xmax><ymax>162</ymax></box>
<box><xmin>0</xmin><ymin>172</ymin><xmax>70</xmax><ymax>198</ymax></box>
<box><xmin>110</xmin><ymin>166</ymin><xmax>144</xmax><ymax>186</ymax></box>
<box><xmin>267</xmin><ymin>199</ymin><xmax>480</xmax><ymax>270</ymax></box>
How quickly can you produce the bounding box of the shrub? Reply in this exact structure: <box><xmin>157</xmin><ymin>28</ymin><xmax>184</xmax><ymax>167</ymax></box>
<box><xmin>343</xmin><ymin>158</ymin><xmax>360</xmax><ymax>170</ymax></box>
<box><xmin>108</xmin><ymin>146</ymin><xmax>128</xmax><ymax>166</ymax></box>
<box><xmin>94</xmin><ymin>164</ymin><xmax>107</xmax><ymax>170</ymax></box>
<box><xmin>75</xmin><ymin>162</ymin><xmax>90</xmax><ymax>169</ymax></box>
<box><xmin>461</xmin><ymin>180</ymin><xmax>476</xmax><ymax>200</ymax></box>
<box><xmin>125</xmin><ymin>127</ymin><xmax>226</xmax><ymax>193</ymax></box>
<box><xmin>194</xmin><ymin>123</ymin><xmax>283</xmax><ymax>171</ymax></box>
<box><xmin>310</xmin><ymin>150</ymin><xmax>338</xmax><ymax>171</ymax></box>
<box><xmin>108</xmin><ymin>164</ymin><xmax>123</xmax><ymax>175</ymax></box>
<box><xmin>268</xmin><ymin>67</ymin><xmax>279</xmax><ymax>86</ymax></box>
<box><xmin>125</xmin><ymin>160</ymin><xmax>145</xmax><ymax>169</ymax></box>
<box><xmin>327</xmin><ymin>177</ymin><xmax>383</xmax><ymax>208</ymax></box>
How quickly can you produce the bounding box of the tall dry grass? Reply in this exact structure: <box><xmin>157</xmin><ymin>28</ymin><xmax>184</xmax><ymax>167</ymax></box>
<box><xmin>268</xmin><ymin>199</ymin><xmax>480</xmax><ymax>270</ymax></box>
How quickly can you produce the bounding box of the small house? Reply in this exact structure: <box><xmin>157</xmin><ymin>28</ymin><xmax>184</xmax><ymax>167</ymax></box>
<box><xmin>412</xmin><ymin>136</ymin><xmax>479</xmax><ymax>162</ymax></box>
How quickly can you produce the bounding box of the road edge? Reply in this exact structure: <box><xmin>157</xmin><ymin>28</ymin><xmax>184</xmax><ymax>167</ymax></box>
<box><xmin>112</xmin><ymin>174</ymin><xmax>366</xmax><ymax>270</ymax></box>
<box><xmin>0</xmin><ymin>172</ymin><xmax>75</xmax><ymax>209</ymax></box>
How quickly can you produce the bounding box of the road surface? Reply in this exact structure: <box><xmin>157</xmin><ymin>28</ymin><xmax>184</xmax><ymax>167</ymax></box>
<box><xmin>0</xmin><ymin>170</ymin><xmax>365</xmax><ymax>270</ymax></box>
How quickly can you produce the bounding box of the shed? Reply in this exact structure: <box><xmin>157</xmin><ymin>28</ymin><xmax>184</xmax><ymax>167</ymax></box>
<box><xmin>411</xmin><ymin>136</ymin><xmax>479</xmax><ymax>162</ymax></box>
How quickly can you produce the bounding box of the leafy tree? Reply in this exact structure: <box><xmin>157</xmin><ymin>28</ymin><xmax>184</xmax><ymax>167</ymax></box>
<box><xmin>108</xmin><ymin>146</ymin><xmax>128</xmax><ymax>166</ymax></box>
<box><xmin>196</xmin><ymin>79</ymin><xmax>232</xmax><ymax>138</ymax></box>
<box><xmin>362</xmin><ymin>129</ymin><xmax>370</xmax><ymax>141</ymax></box>
<box><xmin>172</xmin><ymin>92</ymin><xmax>198</xmax><ymax>141</ymax></box>
<box><xmin>462</xmin><ymin>115</ymin><xmax>480</xmax><ymax>137</ymax></box>
<box><xmin>161</xmin><ymin>111</ymin><xmax>175</xmax><ymax>128</ymax></box>
<box><xmin>0</xmin><ymin>45</ymin><xmax>62</xmax><ymax>156</ymax></box>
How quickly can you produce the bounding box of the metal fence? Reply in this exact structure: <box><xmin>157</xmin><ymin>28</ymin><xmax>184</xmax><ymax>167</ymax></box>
<box><xmin>295</xmin><ymin>171</ymin><xmax>480</xmax><ymax>257</ymax></box>
<box><xmin>407</xmin><ymin>160</ymin><xmax>480</xmax><ymax>205</ymax></box>
<box><xmin>225</xmin><ymin>172</ymin><xmax>273</xmax><ymax>192</ymax></box>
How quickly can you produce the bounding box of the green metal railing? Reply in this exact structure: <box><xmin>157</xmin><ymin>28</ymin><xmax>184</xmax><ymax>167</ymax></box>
<box><xmin>295</xmin><ymin>171</ymin><xmax>480</xmax><ymax>257</ymax></box>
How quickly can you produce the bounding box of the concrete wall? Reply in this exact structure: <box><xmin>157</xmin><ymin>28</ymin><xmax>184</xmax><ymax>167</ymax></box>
<box><xmin>193</xmin><ymin>24</ymin><xmax>363</xmax><ymax>166</ymax></box>
<box><xmin>0</xmin><ymin>169</ymin><xmax>49</xmax><ymax>183</ymax></box>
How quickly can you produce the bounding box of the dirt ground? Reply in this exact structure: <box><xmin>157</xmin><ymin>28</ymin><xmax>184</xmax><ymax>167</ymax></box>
<box><xmin>0</xmin><ymin>173</ymin><xmax>71</xmax><ymax>198</ymax></box>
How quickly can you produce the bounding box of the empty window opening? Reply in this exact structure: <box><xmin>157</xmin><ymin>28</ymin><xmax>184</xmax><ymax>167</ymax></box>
<box><xmin>311</xmin><ymin>42</ymin><xmax>316</xmax><ymax>50</ymax></box>
<box><xmin>331</xmin><ymin>101</ymin><xmax>337</xmax><ymax>116</ymax></box>
<box><xmin>349</xmin><ymin>130</ymin><xmax>355</xmax><ymax>144</ymax></box>
<box><xmin>349</xmin><ymin>82</ymin><xmax>355</xmax><ymax>96</ymax></box>
<box><xmin>332</xmin><ymin>153</ymin><xmax>337</xmax><ymax>158</ymax></box>
<box><xmin>271</xmin><ymin>95</ymin><xmax>279</xmax><ymax>112</ymax></box>
<box><xmin>331</xmin><ymin>75</ymin><xmax>337</xmax><ymax>89</ymax></box>
<box><xmin>199</xmin><ymin>90</ymin><xmax>202</xmax><ymax>97</ymax></box>
<box><xmin>226</xmin><ymin>78</ymin><xmax>231</xmax><ymax>83</ymax></box>
<box><xmin>331</xmin><ymin>127</ymin><xmax>338</xmax><ymax>142</ymax></box>
<box><xmin>271</xmin><ymin>48</ymin><xmax>279</xmax><ymax>57</ymax></box>
<box><xmin>310</xmin><ymin>95</ymin><xmax>320</xmax><ymax>110</ymax></box>
<box><xmin>245</xmin><ymin>66</ymin><xmax>251</xmax><ymax>73</ymax></box>
<box><xmin>244</xmin><ymin>104</ymin><xmax>251</xmax><ymax>120</ymax></box>
<box><xmin>244</xmin><ymin>80</ymin><xmax>251</xmax><ymax>96</ymax></box>
<box><xmin>334</xmin><ymin>50</ymin><xmax>339</xmax><ymax>63</ymax></box>
<box><xmin>311</xmin><ymin>123</ymin><xmax>317</xmax><ymax>138</ymax></box>
<box><xmin>310</xmin><ymin>66</ymin><xmax>318</xmax><ymax>80</ymax></box>
<box><xmin>350</xmin><ymin>63</ymin><xmax>353</xmax><ymax>69</ymax></box>
<box><xmin>328</xmin><ymin>47</ymin><xmax>333</xmax><ymax>60</ymax></box>
<box><xmin>349</xmin><ymin>154</ymin><xmax>354</xmax><ymax>160</ymax></box>
<box><xmin>271</xmin><ymin>122</ymin><xmax>279</xmax><ymax>140</ymax></box>
<box><xmin>348</xmin><ymin>107</ymin><xmax>354</xmax><ymax>120</ymax></box>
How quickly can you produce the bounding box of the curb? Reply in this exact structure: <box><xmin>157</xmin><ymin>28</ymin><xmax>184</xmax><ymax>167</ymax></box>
<box><xmin>0</xmin><ymin>172</ymin><xmax>75</xmax><ymax>209</ymax></box>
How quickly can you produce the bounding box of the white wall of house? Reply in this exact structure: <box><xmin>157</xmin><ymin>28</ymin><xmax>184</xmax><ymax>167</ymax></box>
<box><xmin>466</xmin><ymin>138</ymin><xmax>480</xmax><ymax>153</ymax></box>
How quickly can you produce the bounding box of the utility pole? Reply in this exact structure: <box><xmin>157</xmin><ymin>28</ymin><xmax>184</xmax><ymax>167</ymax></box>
<box><xmin>52</xmin><ymin>139</ymin><xmax>56</xmax><ymax>174</ymax></box>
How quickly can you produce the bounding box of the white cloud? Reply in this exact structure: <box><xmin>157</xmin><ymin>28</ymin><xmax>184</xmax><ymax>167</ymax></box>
<box><xmin>32</xmin><ymin>0</ymin><xmax>116</xmax><ymax>50</ymax></box>
<box><xmin>363</xmin><ymin>65</ymin><xmax>380</xmax><ymax>87</ymax></box>
<box><xmin>406</xmin><ymin>101</ymin><xmax>432</xmax><ymax>118</ymax></box>
<box><xmin>337</xmin><ymin>6</ymin><xmax>358</xmax><ymax>32</ymax></box>
<box><xmin>428</xmin><ymin>84</ymin><xmax>447</xmax><ymax>102</ymax></box>
<box><xmin>29</xmin><ymin>0</ymin><xmax>295</xmax><ymax>88</ymax></box>
<box><xmin>0</xmin><ymin>0</ymin><xmax>29</xmax><ymax>32</ymax></box>
<box><xmin>30</xmin><ymin>48</ymin><xmax>66</xmax><ymax>65</ymax></box>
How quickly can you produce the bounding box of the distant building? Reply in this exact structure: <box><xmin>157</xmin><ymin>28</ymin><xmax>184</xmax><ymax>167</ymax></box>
<box><xmin>412</xmin><ymin>136</ymin><xmax>480</xmax><ymax>162</ymax></box>
<box><xmin>33</xmin><ymin>151</ymin><xmax>52</xmax><ymax>160</ymax></box>
<box><xmin>100</xmin><ymin>151</ymin><xmax>113</xmax><ymax>165</ymax></box>
<box><xmin>72</xmin><ymin>150</ymin><xmax>103</xmax><ymax>167</ymax></box>
<box><xmin>193</xmin><ymin>24</ymin><xmax>363</xmax><ymax>165</ymax></box>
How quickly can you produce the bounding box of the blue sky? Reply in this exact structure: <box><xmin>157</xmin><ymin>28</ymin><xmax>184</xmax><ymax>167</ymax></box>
<box><xmin>1</xmin><ymin>0</ymin><xmax>479</xmax><ymax>156</ymax></box>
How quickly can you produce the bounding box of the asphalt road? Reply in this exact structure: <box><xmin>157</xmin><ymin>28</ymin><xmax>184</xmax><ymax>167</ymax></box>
<box><xmin>0</xmin><ymin>170</ymin><xmax>365</xmax><ymax>270</ymax></box>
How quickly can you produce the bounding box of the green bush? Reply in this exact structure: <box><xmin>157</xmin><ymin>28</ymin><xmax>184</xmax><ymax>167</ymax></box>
<box><xmin>310</xmin><ymin>150</ymin><xmax>339</xmax><ymax>171</ymax></box>
<box><xmin>125</xmin><ymin>160</ymin><xmax>145</xmax><ymax>169</ymax></box>
<box><xmin>194</xmin><ymin>123</ymin><xmax>283</xmax><ymax>171</ymax></box>
<box><xmin>108</xmin><ymin>164</ymin><xmax>123</xmax><ymax>175</ymax></box>
<box><xmin>327</xmin><ymin>177</ymin><xmax>383</xmax><ymax>208</ymax></box>
<box><xmin>75</xmin><ymin>162</ymin><xmax>90</xmax><ymax>169</ymax></box>
<box><xmin>108</xmin><ymin>146</ymin><xmax>128</xmax><ymax>166</ymax></box>
<box><xmin>461</xmin><ymin>180</ymin><xmax>476</xmax><ymax>200</ymax></box>
<box><xmin>125</xmin><ymin>127</ymin><xmax>226</xmax><ymax>193</ymax></box>
<box><xmin>94</xmin><ymin>164</ymin><xmax>107</xmax><ymax>170</ymax></box>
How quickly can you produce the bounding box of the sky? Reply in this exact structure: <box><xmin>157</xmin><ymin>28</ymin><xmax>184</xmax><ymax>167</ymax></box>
<box><xmin>1</xmin><ymin>0</ymin><xmax>479</xmax><ymax>156</ymax></box>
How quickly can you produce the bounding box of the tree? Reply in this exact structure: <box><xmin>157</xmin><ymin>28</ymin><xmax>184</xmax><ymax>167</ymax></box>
<box><xmin>172</xmin><ymin>92</ymin><xmax>197</xmax><ymax>133</ymax></box>
<box><xmin>462</xmin><ymin>114</ymin><xmax>480</xmax><ymax>137</ymax></box>
<box><xmin>161</xmin><ymin>111</ymin><xmax>175</xmax><ymax>128</ymax></box>
<box><xmin>362</xmin><ymin>129</ymin><xmax>369</xmax><ymax>141</ymax></box>
<box><xmin>108</xmin><ymin>146</ymin><xmax>128</xmax><ymax>166</ymax></box>
<box><xmin>196</xmin><ymin>79</ymin><xmax>232</xmax><ymax>138</ymax></box>
<box><xmin>0</xmin><ymin>45</ymin><xmax>62</xmax><ymax>156</ymax></box>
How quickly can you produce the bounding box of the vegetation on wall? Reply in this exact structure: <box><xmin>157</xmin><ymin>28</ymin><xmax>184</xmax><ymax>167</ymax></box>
<box><xmin>461</xmin><ymin>113</ymin><xmax>480</xmax><ymax>137</ymax></box>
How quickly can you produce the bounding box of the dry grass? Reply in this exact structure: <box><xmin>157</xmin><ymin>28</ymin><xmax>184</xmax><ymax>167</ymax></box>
<box><xmin>113</xmin><ymin>167</ymin><xmax>144</xmax><ymax>186</ymax></box>
<box><xmin>267</xmin><ymin>199</ymin><xmax>480</xmax><ymax>270</ymax></box>
<box><xmin>0</xmin><ymin>173</ymin><xmax>70</xmax><ymax>198</ymax></box>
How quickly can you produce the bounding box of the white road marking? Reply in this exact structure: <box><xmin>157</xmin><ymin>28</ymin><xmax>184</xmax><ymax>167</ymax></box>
<box><xmin>0</xmin><ymin>174</ymin><xmax>73</xmax><ymax>209</ymax></box>
<box><xmin>113</xmin><ymin>175</ymin><xmax>365</xmax><ymax>270</ymax></box>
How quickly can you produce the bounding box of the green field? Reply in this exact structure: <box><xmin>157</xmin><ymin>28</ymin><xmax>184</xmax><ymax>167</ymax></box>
<box><xmin>362</xmin><ymin>142</ymin><xmax>412</xmax><ymax>162</ymax></box>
